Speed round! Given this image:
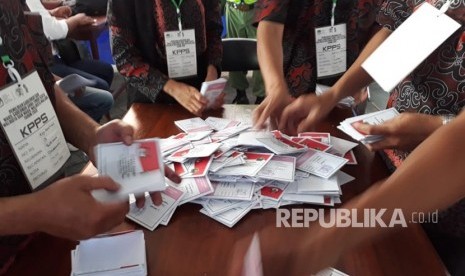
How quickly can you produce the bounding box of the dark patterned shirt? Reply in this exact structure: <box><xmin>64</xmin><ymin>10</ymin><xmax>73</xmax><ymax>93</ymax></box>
<box><xmin>255</xmin><ymin>0</ymin><xmax>382</xmax><ymax>97</ymax></box>
<box><xmin>0</xmin><ymin>0</ymin><xmax>55</xmax><ymax>273</ymax></box>
<box><xmin>378</xmin><ymin>0</ymin><xmax>465</xmax><ymax>169</ymax></box>
<box><xmin>108</xmin><ymin>0</ymin><xmax>223</xmax><ymax>103</ymax></box>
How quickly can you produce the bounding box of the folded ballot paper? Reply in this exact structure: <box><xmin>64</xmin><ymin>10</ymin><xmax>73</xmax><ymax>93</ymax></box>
<box><xmin>338</xmin><ymin>108</ymin><xmax>400</xmax><ymax>144</ymax></box>
<box><xmin>125</xmin><ymin>117</ymin><xmax>359</xmax><ymax>230</ymax></box>
<box><xmin>92</xmin><ymin>139</ymin><xmax>166</xmax><ymax>202</ymax></box>
<box><xmin>71</xmin><ymin>230</ymin><xmax>147</xmax><ymax>276</ymax></box>
<box><xmin>200</xmin><ymin>78</ymin><xmax>227</xmax><ymax>108</ymax></box>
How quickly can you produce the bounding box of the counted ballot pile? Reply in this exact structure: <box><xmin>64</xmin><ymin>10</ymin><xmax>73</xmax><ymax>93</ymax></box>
<box><xmin>122</xmin><ymin>116</ymin><xmax>360</xmax><ymax>230</ymax></box>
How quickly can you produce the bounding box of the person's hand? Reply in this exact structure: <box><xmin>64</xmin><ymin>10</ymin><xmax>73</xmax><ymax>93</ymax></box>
<box><xmin>33</xmin><ymin>175</ymin><xmax>129</xmax><ymax>240</ymax></box>
<box><xmin>66</xmin><ymin>13</ymin><xmax>96</xmax><ymax>35</ymax></box>
<box><xmin>134</xmin><ymin>165</ymin><xmax>182</xmax><ymax>208</ymax></box>
<box><xmin>279</xmin><ymin>92</ymin><xmax>336</xmax><ymax>136</ymax></box>
<box><xmin>228</xmin><ymin>225</ymin><xmax>345</xmax><ymax>276</ymax></box>
<box><xmin>88</xmin><ymin>119</ymin><xmax>134</xmax><ymax>163</ymax></box>
<box><xmin>207</xmin><ymin>92</ymin><xmax>225</xmax><ymax>110</ymax></box>
<box><xmin>352</xmin><ymin>112</ymin><xmax>442</xmax><ymax>152</ymax></box>
<box><xmin>253</xmin><ymin>84</ymin><xmax>294</xmax><ymax>130</ymax></box>
<box><xmin>205</xmin><ymin>65</ymin><xmax>218</xmax><ymax>82</ymax></box>
<box><xmin>164</xmin><ymin>79</ymin><xmax>208</xmax><ymax>116</ymax></box>
<box><xmin>50</xmin><ymin>6</ymin><xmax>72</xmax><ymax>19</ymax></box>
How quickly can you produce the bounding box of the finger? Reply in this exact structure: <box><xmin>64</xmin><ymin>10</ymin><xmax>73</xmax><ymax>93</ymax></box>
<box><xmin>83</xmin><ymin>176</ymin><xmax>121</xmax><ymax>192</ymax></box>
<box><xmin>352</xmin><ymin>122</ymin><xmax>388</xmax><ymax>136</ymax></box>
<box><xmin>135</xmin><ymin>196</ymin><xmax>146</xmax><ymax>209</ymax></box>
<box><xmin>252</xmin><ymin>101</ymin><xmax>266</xmax><ymax>127</ymax></box>
<box><xmin>114</xmin><ymin>121</ymin><xmax>135</xmax><ymax>145</ymax></box>
<box><xmin>280</xmin><ymin>103</ymin><xmax>303</xmax><ymax>135</ymax></box>
<box><xmin>255</xmin><ymin>101</ymin><xmax>275</xmax><ymax>129</ymax></box>
<box><xmin>365</xmin><ymin>137</ymin><xmax>393</xmax><ymax>151</ymax></box>
<box><xmin>150</xmin><ymin>192</ymin><xmax>163</xmax><ymax>206</ymax></box>
<box><xmin>164</xmin><ymin>165</ymin><xmax>181</xmax><ymax>183</ymax></box>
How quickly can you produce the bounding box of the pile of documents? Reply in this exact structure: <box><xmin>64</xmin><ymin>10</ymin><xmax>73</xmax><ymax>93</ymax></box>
<box><xmin>126</xmin><ymin>116</ymin><xmax>359</xmax><ymax>229</ymax></box>
<box><xmin>71</xmin><ymin>230</ymin><xmax>147</xmax><ymax>276</ymax></box>
<box><xmin>338</xmin><ymin>108</ymin><xmax>399</xmax><ymax>144</ymax></box>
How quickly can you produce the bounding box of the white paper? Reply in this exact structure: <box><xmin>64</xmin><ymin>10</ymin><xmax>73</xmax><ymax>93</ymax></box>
<box><xmin>170</xmin><ymin>177</ymin><xmax>214</xmax><ymax>205</ymax></box>
<box><xmin>72</xmin><ymin>230</ymin><xmax>146</xmax><ymax>275</ymax></box>
<box><xmin>126</xmin><ymin>186</ymin><xmax>184</xmax><ymax>231</ymax></box>
<box><xmin>296</xmin><ymin>149</ymin><xmax>348</xmax><ymax>179</ymax></box>
<box><xmin>256</xmin><ymin>155</ymin><xmax>296</xmax><ymax>182</ymax></box>
<box><xmin>93</xmin><ymin>139</ymin><xmax>166</xmax><ymax>202</ymax></box>
<box><xmin>362</xmin><ymin>3</ymin><xmax>461</xmax><ymax>92</ymax></box>
<box><xmin>174</xmin><ymin>117</ymin><xmax>212</xmax><ymax>133</ymax></box>
<box><xmin>205</xmin><ymin>181</ymin><xmax>255</xmax><ymax>201</ymax></box>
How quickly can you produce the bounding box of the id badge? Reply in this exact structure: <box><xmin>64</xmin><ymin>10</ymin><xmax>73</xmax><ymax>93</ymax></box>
<box><xmin>315</xmin><ymin>23</ymin><xmax>347</xmax><ymax>78</ymax></box>
<box><xmin>362</xmin><ymin>2</ymin><xmax>461</xmax><ymax>92</ymax></box>
<box><xmin>164</xmin><ymin>29</ymin><xmax>197</xmax><ymax>78</ymax></box>
<box><xmin>0</xmin><ymin>71</ymin><xmax>70</xmax><ymax>189</ymax></box>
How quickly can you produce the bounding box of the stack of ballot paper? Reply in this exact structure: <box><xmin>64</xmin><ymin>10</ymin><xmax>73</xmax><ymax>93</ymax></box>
<box><xmin>338</xmin><ymin>108</ymin><xmax>400</xmax><ymax>144</ymax></box>
<box><xmin>126</xmin><ymin>117</ymin><xmax>360</xmax><ymax>229</ymax></box>
<box><xmin>92</xmin><ymin>138</ymin><xmax>166</xmax><ymax>203</ymax></box>
<box><xmin>200</xmin><ymin>78</ymin><xmax>227</xmax><ymax>108</ymax></box>
<box><xmin>71</xmin><ymin>230</ymin><xmax>147</xmax><ymax>276</ymax></box>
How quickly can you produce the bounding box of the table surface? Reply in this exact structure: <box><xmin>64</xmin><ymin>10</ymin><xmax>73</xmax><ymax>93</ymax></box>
<box><xmin>8</xmin><ymin>104</ymin><xmax>445</xmax><ymax>276</ymax></box>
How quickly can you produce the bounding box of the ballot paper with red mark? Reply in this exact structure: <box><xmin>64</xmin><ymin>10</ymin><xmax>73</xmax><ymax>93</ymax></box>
<box><xmin>93</xmin><ymin>139</ymin><xmax>165</xmax><ymax>202</ymax></box>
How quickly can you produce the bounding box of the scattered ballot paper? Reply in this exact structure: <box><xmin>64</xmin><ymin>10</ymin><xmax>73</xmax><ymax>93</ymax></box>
<box><xmin>71</xmin><ymin>230</ymin><xmax>147</xmax><ymax>276</ymax></box>
<box><xmin>122</xmin><ymin>117</ymin><xmax>359</xmax><ymax>230</ymax></box>
<box><xmin>200</xmin><ymin>78</ymin><xmax>227</xmax><ymax>108</ymax></box>
<box><xmin>92</xmin><ymin>139</ymin><xmax>165</xmax><ymax>202</ymax></box>
<box><xmin>338</xmin><ymin>108</ymin><xmax>400</xmax><ymax>144</ymax></box>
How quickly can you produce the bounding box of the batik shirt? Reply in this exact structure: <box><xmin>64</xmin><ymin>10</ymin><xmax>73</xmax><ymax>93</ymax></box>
<box><xmin>0</xmin><ymin>0</ymin><xmax>55</xmax><ymax>272</ymax></box>
<box><xmin>378</xmin><ymin>0</ymin><xmax>465</xmax><ymax>169</ymax></box>
<box><xmin>108</xmin><ymin>0</ymin><xmax>223</xmax><ymax>103</ymax></box>
<box><xmin>255</xmin><ymin>0</ymin><xmax>382</xmax><ymax>97</ymax></box>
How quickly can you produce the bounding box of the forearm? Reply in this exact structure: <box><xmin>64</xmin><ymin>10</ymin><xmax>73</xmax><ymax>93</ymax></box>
<box><xmin>257</xmin><ymin>21</ymin><xmax>287</xmax><ymax>95</ymax></box>
<box><xmin>325</xmin><ymin>28</ymin><xmax>392</xmax><ymax>106</ymax></box>
<box><xmin>333</xmin><ymin>111</ymin><xmax>465</xmax><ymax>252</ymax></box>
<box><xmin>54</xmin><ymin>85</ymin><xmax>99</xmax><ymax>155</ymax></box>
<box><xmin>0</xmin><ymin>194</ymin><xmax>40</xmax><ymax>235</ymax></box>
<box><xmin>110</xmin><ymin>28</ymin><xmax>169</xmax><ymax>102</ymax></box>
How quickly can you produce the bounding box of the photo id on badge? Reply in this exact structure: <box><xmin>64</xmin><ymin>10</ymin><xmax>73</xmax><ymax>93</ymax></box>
<box><xmin>362</xmin><ymin>2</ymin><xmax>461</xmax><ymax>92</ymax></box>
<box><xmin>165</xmin><ymin>29</ymin><xmax>197</xmax><ymax>79</ymax></box>
<box><xmin>0</xmin><ymin>71</ymin><xmax>70</xmax><ymax>189</ymax></box>
<box><xmin>315</xmin><ymin>23</ymin><xmax>347</xmax><ymax>78</ymax></box>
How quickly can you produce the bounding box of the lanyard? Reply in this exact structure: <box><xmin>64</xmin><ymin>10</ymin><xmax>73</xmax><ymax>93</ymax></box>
<box><xmin>331</xmin><ymin>0</ymin><xmax>337</xmax><ymax>27</ymax></box>
<box><xmin>0</xmin><ymin>37</ymin><xmax>22</xmax><ymax>83</ymax></box>
<box><xmin>169</xmin><ymin>0</ymin><xmax>185</xmax><ymax>31</ymax></box>
<box><xmin>439</xmin><ymin>0</ymin><xmax>451</xmax><ymax>13</ymax></box>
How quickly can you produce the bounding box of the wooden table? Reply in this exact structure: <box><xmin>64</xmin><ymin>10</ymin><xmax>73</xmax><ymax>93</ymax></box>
<box><xmin>70</xmin><ymin>16</ymin><xmax>107</xmax><ymax>60</ymax></box>
<box><xmin>7</xmin><ymin>104</ymin><xmax>445</xmax><ymax>275</ymax></box>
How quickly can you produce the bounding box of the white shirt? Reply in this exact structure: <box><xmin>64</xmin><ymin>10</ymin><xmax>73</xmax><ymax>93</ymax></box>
<box><xmin>26</xmin><ymin>0</ymin><xmax>69</xmax><ymax>40</ymax></box>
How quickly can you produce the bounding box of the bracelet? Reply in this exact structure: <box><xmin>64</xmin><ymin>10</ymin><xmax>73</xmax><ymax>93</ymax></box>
<box><xmin>441</xmin><ymin>114</ymin><xmax>456</xmax><ymax>125</ymax></box>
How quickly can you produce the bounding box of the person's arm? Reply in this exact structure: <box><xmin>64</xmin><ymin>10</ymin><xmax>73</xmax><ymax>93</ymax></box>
<box><xmin>0</xmin><ymin>175</ymin><xmax>128</xmax><ymax>240</ymax></box>
<box><xmin>108</xmin><ymin>0</ymin><xmax>169</xmax><ymax>103</ymax></box>
<box><xmin>276</xmin><ymin>110</ymin><xmax>465</xmax><ymax>275</ymax></box>
<box><xmin>252</xmin><ymin>20</ymin><xmax>294</xmax><ymax>129</ymax></box>
<box><xmin>204</xmin><ymin>0</ymin><xmax>223</xmax><ymax>81</ymax></box>
<box><xmin>26</xmin><ymin>0</ymin><xmax>69</xmax><ymax>40</ymax></box>
<box><xmin>279</xmin><ymin>28</ymin><xmax>392</xmax><ymax>135</ymax></box>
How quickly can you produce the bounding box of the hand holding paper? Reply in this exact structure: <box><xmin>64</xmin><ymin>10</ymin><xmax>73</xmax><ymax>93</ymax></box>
<box><xmin>351</xmin><ymin>112</ymin><xmax>442</xmax><ymax>151</ymax></box>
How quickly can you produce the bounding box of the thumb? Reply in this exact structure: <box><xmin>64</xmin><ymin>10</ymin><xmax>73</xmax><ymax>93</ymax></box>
<box><xmin>352</xmin><ymin>122</ymin><xmax>388</xmax><ymax>136</ymax></box>
<box><xmin>83</xmin><ymin>176</ymin><xmax>121</xmax><ymax>192</ymax></box>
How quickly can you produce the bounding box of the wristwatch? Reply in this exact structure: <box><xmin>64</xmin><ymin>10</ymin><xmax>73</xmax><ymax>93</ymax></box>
<box><xmin>441</xmin><ymin>114</ymin><xmax>456</xmax><ymax>125</ymax></box>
